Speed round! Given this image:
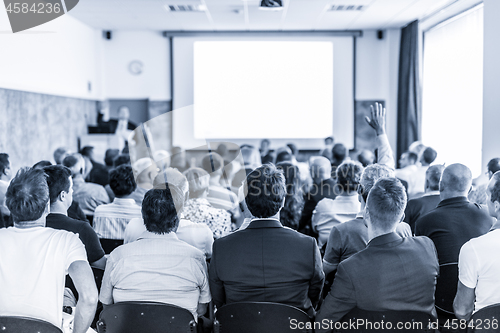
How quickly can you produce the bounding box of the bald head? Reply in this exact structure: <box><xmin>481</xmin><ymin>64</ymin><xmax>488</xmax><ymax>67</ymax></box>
<box><xmin>440</xmin><ymin>163</ymin><xmax>472</xmax><ymax>199</ymax></box>
<box><xmin>310</xmin><ymin>156</ymin><xmax>332</xmax><ymax>182</ymax></box>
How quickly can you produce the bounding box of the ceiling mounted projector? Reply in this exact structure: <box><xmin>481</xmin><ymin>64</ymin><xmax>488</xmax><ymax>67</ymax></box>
<box><xmin>259</xmin><ymin>0</ymin><xmax>283</xmax><ymax>10</ymax></box>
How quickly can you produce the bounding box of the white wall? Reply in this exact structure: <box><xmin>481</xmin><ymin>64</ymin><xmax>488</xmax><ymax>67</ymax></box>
<box><xmin>100</xmin><ymin>30</ymin><xmax>170</xmax><ymax>101</ymax></box>
<box><xmin>482</xmin><ymin>0</ymin><xmax>500</xmax><ymax>169</ymax></box>
<box><xmin>356</xmin><ymin>29</ymin><xmax>401</xmax><ymax>155</ymax></box>
<box><xmin>0</xmin><ymin>12</ymin><xmax>102</xmax><ymax>100</ymax></box>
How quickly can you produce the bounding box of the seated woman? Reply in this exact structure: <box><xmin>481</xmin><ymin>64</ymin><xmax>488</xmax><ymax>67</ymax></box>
<box><xmin>183</xmin><ymin>168</ymin><xmax>232</xmax><ymax>239</ymax></box>
<box><xmin>276</xmin><ymin>162</ymin><xmax>304</xmax><ymax>230</ymax></box>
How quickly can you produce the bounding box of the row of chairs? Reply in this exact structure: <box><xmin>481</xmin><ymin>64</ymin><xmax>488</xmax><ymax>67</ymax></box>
<box><xmin>1</xmin><ymin>301</ymin><xmax>499</xmax><ymax>333</ymax></box>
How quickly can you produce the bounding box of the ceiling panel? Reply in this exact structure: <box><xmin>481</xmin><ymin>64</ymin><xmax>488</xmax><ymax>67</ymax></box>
<box><xmin>67</xmin><ymin>0</ymin><xmax>468</xmax><ymax>31</ymax></box>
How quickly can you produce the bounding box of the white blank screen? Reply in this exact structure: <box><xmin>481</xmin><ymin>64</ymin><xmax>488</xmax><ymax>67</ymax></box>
<box><xmin>193</xmin><ymin>41</ymin><xmax>333</xmax><ymax>139</ymax></box>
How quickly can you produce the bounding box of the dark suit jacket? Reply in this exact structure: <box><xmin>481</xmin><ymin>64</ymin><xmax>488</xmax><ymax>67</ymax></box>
<box><xmin>415</xmin><ymin>196</ymin><xmax>493</xmax><ymax>265</ymax></box>
<box><xmin>209</xmin><ymin>219</ymin><xmax>324</xmax><ymax>315</ymax></box>
<box><xmin>316</xmin><ymin>233</ymin><xmax>439</xmax><ymax>329</ymax></box>
<box><xmin>298</xmin><ymin>178</ymin><xmax>337</xmax><ymax>236</ymax></box>
<box><xmin>404</xmin><ymin>194</ymin><xmax>441</xmax><ymax>234</ymax></box>
<box><xmin>86</xmin><ymin>160</ymin><xmax>109</xmax><ymax>187</ymax></box>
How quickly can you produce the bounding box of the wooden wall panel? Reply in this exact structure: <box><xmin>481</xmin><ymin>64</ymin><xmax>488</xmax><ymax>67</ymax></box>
<box><xmin>0</xmin><ymin>88</ymin><xmax>97</xmax><ymax>173</ymax></box>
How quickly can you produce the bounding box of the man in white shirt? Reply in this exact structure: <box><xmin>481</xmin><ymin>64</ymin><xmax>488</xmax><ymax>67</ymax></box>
<box><xmin>454</xmin><ymin>171</ymin><xmax>500</xmax><ymax>320</ymax></box>
<box><xmin>93</xmin><ymin>165</ymin><xmax>142</xmax><ymax>240</ymax></box>
<box><xmin>0</xmin><ymin>168</ymin><xmax>97</xmax><ymax>333</ymax></box>
<box><xmin>395</xmin><ymin>151</ymin><xmax>419</xmax><ymax>196</ymax></box>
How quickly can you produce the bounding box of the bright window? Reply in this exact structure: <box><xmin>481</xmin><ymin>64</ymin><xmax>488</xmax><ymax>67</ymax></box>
<box><xmin>422</xmin><ymin>5</ymin><xmax>484</xmax><ymax>177</ymax></box>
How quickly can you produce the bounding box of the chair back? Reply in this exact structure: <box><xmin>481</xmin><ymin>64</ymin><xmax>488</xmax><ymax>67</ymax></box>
<box><xmin>99</xmin><ymin>239</ymin><xmax>124</xmax><ymax>254</ymax></box>
<box><xmin>467</xmin><ymin>303</ymin><xmax>500</xmax><ymax>333</ymax></box>
<box><xmin>213</xmin><ymin>302</ymin><xmax>312</xmax><ymax>333</ymax></box>
<box><xmin>0</xmin><ymin>316</ymin><xmax>62</xmax><ymax>333</ymax></box>
<box><xmin>334</xmin><ymin>308</ymin><xmax>436</xmax><ymax>333</ymax></box>
<box><xmin>96</xmin><ymin>301</ymin><xmax>196</xmax><ymax>333</ymax></box>
<box><xmin>435</xmin><ymin>263</ymin><xmax>459</xmax><ymax>314</ymax></box>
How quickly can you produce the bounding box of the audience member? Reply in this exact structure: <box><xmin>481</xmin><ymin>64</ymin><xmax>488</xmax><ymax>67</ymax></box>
<box><xmin>316</xmin><ymin>178</ymin><xmax>439</xmax><ymax>329</ymax></box>
<box><xmin>415</xmin><ymin>164</ymin><xmax>493</xmax><ymax>316</ymax></box>
<box><xmin>276</xmin><ymin>162</ymin><xmax>304</xmax><ymax>230</ymax></box>
<box><xmin>104</xmin><ymin>149</ymin><xmax>120</xmax><ymax>170</ymax></box>
<box><xmin>454</xmin><ymin>171</ymin><xmax>500</xmax><ymax>320</ymax></box>
<box><xmin>44</xmin><ymin>165</ymin><xmax>106</xmax><ymax>269</ymax></box>
<box><xmin>260</xmin><ymin>139</ymin><xmax>274</xmax><ymax>164</ymax></box>
<box><xmin>312</xmin><ymin>161</ymin><xmax>363</xmax><ymax>247</ymax></box>
<box><xmin>322</xmin><ymin>164</ymin><xmax>412</xmax><ymax>277</ymax></box>
<box><xmin>404</xmin><ymin>164</ymin><xmax>444</xmax><ymax>233</ymax></box>
<box><xmin>112</xmin><ymin>153</ymin><xmax>131</xmax><ymax>168</ymax></box>
<box><xmin>298</xmin><ymin>156</ymin><xmax>336</xmax><ymax>237</ymax></box>
<box><xmin>287</xmin><ymin>143</ymin><xmax>313</xmax><ymax>188</ymax></box>
<box><xmin>34</xmin><ymin>159</ymin><xmax>89</xmax><ymax>222</ymax></box>
<box><xmin>129</xmin><ymin>157</ymin><xmax>158</xmax><ymax>205</ymax></box>
<box><xmin>240</xmin><ymin>145</ymin><xmax>262</xmax><ymax>169</ymax></box>
<box><xmin>200</xmin><ymin>152</ymin><xmax>238</xmax><ymax>211</ymax></box>
<box><xmin>331</xmin><ymin>143</ymin><xmax>348</xmax><ymax>169</ymax></box>
<box><xmin>415</xmin><ymin>163</ymin><xmax>493</xmax><ymax>264</ymax></box>
<box><xmin>183</xmin><ymin>167</ymin><xmax>232</xmax><ymax>238</ymax></box>
<box><xmin>411</xmin><ymin>147</ymin><xmax>438</xmax><ymax>198</ymax></box>
<box><xmin>124</xmin><ymin>168</ymin><xmax>214</xmax><ymax>259</ymax></box>
<box><xmin>100</xmin><ymin>184</ymin><xmax>211</xmax><ymax>323</ymax></box>
<box><xmin>0</xmin><ymin>153</ymin><xmax>12</xmax><ymax>217</ymax></box>
<box><xmin>93</xmin><ymin>165</ymin><xmax>141</xmax><ymax>240</ymax></box>
<box><xmin>321</xmin><ymin>136</ymin><xmax>334</xmax><ymax>162</ymax></box>
<box><xmin>209</xmin><ymin>164</ymin><xmax>324</xmax><ymax>317</ymax></box>
<box><xmin>357</xmin><ymin>149</ymin><xmax>375</xmax><ymax>167</ymax></box>
<box><xmin>63</xmin><ymin>154</ymin><xmax>109</xmax><ymax>216</ymax></box>
<box><xmin>153</xmin><ymin>149</ymin><xmax>171</xmax><ymax>172</ymax></box>
<box><xmin>395</xmin><ymin>151</ymin><xmax>419</xmax><ymax>196</ymax></box>
<box><xmin>171</xmin><ymin>146</ymin><xmax>189</xmax><ymax>173</ymax></box>
<box><xmin>469</xmin><ymin>157</ymin><xmax>500</xmax><ymax>205</ymax></box>
<box><xmin>275</xmin><ymin>151</ymin><xmax>293</xmax><ymax>164</ymax></box>
<box><xmin>53</xmin><ymin>147</ymin><xmax>70</xmax><ymax>165</ymax></box>
<box><xmin>0</xmin><ymin>168</ymin><xmax>97</xmax><ymax>333</ymax></box>
<box><xmin>80</xmin><ymin>146</ymin><xmax>109</xmax><ymax>186</ymax></box>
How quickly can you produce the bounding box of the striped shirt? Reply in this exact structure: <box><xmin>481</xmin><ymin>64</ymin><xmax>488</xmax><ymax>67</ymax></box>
<box><xmin>207</xmin><ymin>185</ymin><xmax>238</xmax><ymax>211</ymax></box>
<box><xmin>93</xmin><ymin>198</ymin><xmax>142</xmax><ymax>240</ymax></box>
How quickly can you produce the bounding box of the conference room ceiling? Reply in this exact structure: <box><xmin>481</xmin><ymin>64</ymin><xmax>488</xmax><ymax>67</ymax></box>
<box><xmin>68</xmin><ymin>0</ymin><xmax>470</xmax><ymax>31</ymax></box>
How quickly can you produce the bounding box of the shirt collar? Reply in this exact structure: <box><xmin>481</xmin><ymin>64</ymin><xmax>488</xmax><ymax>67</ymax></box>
<box><xmin>367</xmin><ymin>232</ymin><xmax>403</xmax><ymax>247</ymax></box>
<box><xmin>423</xmin><ymin>191</ymin><xmax>440</xmax><ymax>197</ymax></box>
<box><xmin>247</xmin><ymin>218</ymin><xmax>282</xmax><ymax>229</ymax></box>
<box><xmin>137</xmin><ymin>230</ymin><xmax>179</xmax><ymax>241</ymax></box>
<box><xmin>437</xmin><ymin>196</ymin><xmax>469</xmax><ymax>207</ymax></box>
<box><xmin>113</xmin><ymin>197</ymin><xmax>138</xmax><ymax>205</ymax></box>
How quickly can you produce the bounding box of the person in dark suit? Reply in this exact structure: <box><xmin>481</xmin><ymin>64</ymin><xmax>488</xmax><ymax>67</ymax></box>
<box><xmin>404</xmin><ymin>164</ymin><xmax>444</xmax><ymax>233</ymax></box>
<box><xmin>80</xmin><ymin>146</ymin><xmax>109</xmax><ymax>187</ymax></box>
<box><xmin>415</xmin><ymin>163</ymin><xmax>493</xmax><ymax>266</ymax></box>
<box><xmin>316</xmin><ymin>178</ymin><xmax>439</xmax><ymax>330</ymax></box>
<box><xmin>209</xmin><ymin>163</ymin><xmax>324</xmax><ymax>317</ymax></box>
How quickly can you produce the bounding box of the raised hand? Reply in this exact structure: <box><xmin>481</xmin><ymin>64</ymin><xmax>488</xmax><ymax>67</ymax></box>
<box><xmin>365</xmin><ymin>102</ymin><xmax>386</xmax><ymax>136</ymax></box>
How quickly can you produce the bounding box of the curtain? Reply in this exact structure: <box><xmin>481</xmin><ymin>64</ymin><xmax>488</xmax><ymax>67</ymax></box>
<box><xmin>397</xmin><ymin>20</ymin><xmax>421</xmax><ymax>165</ymax></box>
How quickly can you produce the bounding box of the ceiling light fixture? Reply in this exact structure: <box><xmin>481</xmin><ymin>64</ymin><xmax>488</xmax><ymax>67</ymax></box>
<box><xmin>259</xmin><ymin>0</ymin><xmax>283</xmax><ymax>11</ymax></box>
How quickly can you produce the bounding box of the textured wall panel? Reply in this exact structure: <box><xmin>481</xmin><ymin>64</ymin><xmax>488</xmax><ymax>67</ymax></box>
<box><xmin>0</xmin><ymin>88</ymin><xmax>97</xmax><ymax>173</ymax></box>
